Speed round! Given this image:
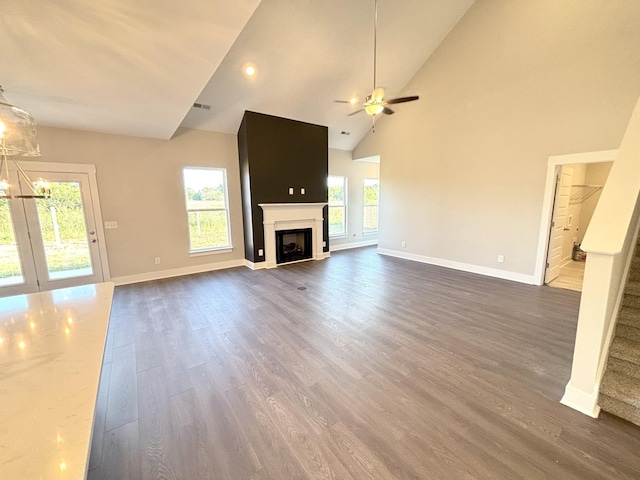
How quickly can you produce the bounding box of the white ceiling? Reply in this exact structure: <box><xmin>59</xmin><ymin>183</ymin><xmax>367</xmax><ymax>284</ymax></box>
<box><xmin>1</xmin><ymin>0</ymin><xmax>474</xmax><ymax>151</ymax></box>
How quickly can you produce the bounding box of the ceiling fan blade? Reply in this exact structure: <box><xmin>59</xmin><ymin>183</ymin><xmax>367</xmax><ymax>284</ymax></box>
<box><xmin>382</xmin><ymin>107</ymin><xmax>395</xmax><ymax>115</ymax></box>
<box><xmin>385</xmin><ymin>95</ymin><xmax>419</xmax><ymax>105</ymax></box>
<box><xmin>347</xmin><ymin>109</ymin><xmax>364</xmax><ymax>116</ymax></box>
<box><xmin>334</xmin><ymin>100</ymin><xmax>352</xmax><ymax>104</ymax></box>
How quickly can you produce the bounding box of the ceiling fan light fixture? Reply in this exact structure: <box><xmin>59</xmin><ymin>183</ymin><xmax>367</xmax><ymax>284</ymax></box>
<box><xmin>365</xmin><ymin>103</ymin><xmax>384</xmax><ymax>115</ymax></box>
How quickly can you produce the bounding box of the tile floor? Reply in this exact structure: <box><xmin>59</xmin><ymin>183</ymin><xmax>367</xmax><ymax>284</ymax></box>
<box><xmin>547</xmin><ymin>260</ymin><xmax>586</xmax><ymax>292</ymax></box>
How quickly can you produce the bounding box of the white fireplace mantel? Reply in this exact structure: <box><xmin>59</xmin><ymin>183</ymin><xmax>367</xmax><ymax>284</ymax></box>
<box><xmin>259</xmin><ymin>203</ymin><xmax>328</xmax><ymax>268</ymax></box>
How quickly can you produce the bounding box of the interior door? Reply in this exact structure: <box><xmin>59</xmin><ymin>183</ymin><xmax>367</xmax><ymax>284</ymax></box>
<box><xmin>545</xmin><ymin>167</ymin><xmax>573</xmax><ymax>283</ymax></box>
<box><xmin>0</xmin><ymin>164</ymin><xmax>106</xmax><ymax>298</ymax></box>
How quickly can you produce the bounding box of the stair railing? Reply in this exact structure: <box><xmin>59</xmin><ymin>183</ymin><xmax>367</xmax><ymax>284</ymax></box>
<box><xmin>561</xmin><ymin>95</ymin><xmax>640</xmax><ymax>417</ymax></box>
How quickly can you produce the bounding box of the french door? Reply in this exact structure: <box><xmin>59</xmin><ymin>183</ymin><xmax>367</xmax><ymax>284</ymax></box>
<box><xmin>0</xmin><ymin>162</ymin><xmax>108</xmax><ymax>297</ymax></box>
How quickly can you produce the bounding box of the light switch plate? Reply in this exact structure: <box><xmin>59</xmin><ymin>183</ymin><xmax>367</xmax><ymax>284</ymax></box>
<box><xmin>104</xmin><ymin>221</ymin><xmax>118</xmax><ymax>229</ymax></box>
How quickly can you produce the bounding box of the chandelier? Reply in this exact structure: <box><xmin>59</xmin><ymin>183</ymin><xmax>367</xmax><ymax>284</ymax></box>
<box><xmin>0</xmin><ymin>86</ymin><xmax>50</xmax><ymax>199</ymax></box>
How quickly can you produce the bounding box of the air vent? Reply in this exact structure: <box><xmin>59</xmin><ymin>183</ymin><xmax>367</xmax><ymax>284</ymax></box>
<box><xmin>193</xmin><ymin>103</ymin><xmax>211</xmax><ymax>110</ymax></box>
<box><xmin>341</xmin><ymin>131</ymin><xmax>351</xmax><ymax>135</ymax></box>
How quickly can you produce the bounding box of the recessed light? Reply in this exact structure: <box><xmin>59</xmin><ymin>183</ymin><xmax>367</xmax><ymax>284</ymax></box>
<box><xmin>243</xmin><ymin>63</ymin><xmax>257</xmax><ymax>77</ymax></box>
<box><xmin>341</xmin><ymin>131</ymin><xmax>351</xmax><ymax>135</ymax></box>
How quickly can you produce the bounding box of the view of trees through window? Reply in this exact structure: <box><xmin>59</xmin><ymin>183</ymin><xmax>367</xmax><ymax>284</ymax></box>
<box><xmin>0</xmin><ymin>182</ymin><xmax>92</xmax><ymax>282</ymax></box>
<box><xmin>328</xmin><ymin>176</ymin><xmax>346</xmax><ymax>236</ymax></box>
<box><xmin>183</xmin><ymin>167</ymin><xmax>231</xmax><ymax>251</ymax></box>
<box><xmin>363</xmin><ymin>178</ymin><xmax>379</xmax><ymax>233</ymax></box>
<box><xmin>0</xmin><ymin>199</ymin><xmax>22</xmax><ymax>282</ymax></box>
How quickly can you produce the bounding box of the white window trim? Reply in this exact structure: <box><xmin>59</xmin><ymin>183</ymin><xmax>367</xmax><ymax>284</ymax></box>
<box><xmin>328</xmin><ymin>175</ymin><xmax>347</xmax><ymax>238</ymax></box>
<box><xmin>363</xmin><ymin>177</ymin><xmax>379</xmax><ymax>234</ymax></box>
<box><xmin>189</xmin><ymin>247</ymin><xmax>234</xmax><ymax>257</ymax></box>
<box><xmin>183</xmin><ymin>167</ymin><xmax>232</xmax><ymax>253</ymax></box>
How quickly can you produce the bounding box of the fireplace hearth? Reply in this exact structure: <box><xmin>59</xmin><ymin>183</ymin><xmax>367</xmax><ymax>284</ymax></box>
<box><xmin>276</xmin><ymin>228</ymin><xmax>312</xmax><ymax>264</ymax></box>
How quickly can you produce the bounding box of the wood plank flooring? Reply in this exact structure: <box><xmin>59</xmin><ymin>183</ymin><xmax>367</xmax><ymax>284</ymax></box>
<box><xmin>88</xmin><ymin>247</ymin><xmax>640</xmax><ymax>479</ymax></box>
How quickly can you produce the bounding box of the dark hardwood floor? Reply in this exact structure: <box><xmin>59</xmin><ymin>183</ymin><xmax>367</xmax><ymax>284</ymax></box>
<box><xmin>88</xmin><ymin>247</ymin><xmax>640</xmax><ymax>479</ymax></box>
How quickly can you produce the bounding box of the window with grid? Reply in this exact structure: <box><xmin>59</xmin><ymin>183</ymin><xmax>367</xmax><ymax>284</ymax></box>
<box><xmin>363</xmin><ymin>177</ymin><xmax>379</xmax><ymax>234</ymax></box>
<box><xmin>183</xmin><ymin>167</ymin><xmax>231</xmax><ymax>252</ymax></box>
<box><xmin>328</xmin><ymin>175</ymin><xmax>347</xmax><ymax>237</ymax></box>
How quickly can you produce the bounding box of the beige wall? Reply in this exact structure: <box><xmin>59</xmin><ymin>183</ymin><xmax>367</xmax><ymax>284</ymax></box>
<box><xmin>353</xmin><ymin>0</ymin><xmax>640</xmax><ymax>280</ymax></box>
<box><xmin>328</xmin><ymin>148</ymin><xmax>380</xmax><ymax>250</ymax></box>
<box><xmin>30</xmin><ymin>126</ymin><xmax>245</xmax><ymax>280</ymax></box>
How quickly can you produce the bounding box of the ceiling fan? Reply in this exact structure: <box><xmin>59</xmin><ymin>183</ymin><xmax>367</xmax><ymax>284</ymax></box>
<box><xmin>335</xmin><ymin>0</ymin><xmax>419</xmax><ymax>118</ymax></box>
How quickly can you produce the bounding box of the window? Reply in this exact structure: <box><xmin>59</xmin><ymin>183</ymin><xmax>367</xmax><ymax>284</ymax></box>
<box><xmin>183</xmin><ymin>167</ymin><xmax>231</xmax><ymax>253</ymax></box>
<box><xmin>328</xmin><ymin>175</ymin><xmax>347</xmax><ymax>236</ymax></box>
<box><xmin>363</xmin><ymin>177</ymin><xmax>379</xmax><ymax>234</ymax></box>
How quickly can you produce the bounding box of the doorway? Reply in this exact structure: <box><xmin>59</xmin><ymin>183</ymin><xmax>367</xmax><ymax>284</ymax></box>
<box><xmin>0</xmin><ymin>161</ymin><xmax>109</xmax><ymax>297</ymax></box>
<box><xmin>535</xmin><ymin>150</ymin><xmax>617</xmax><ymax>288</ymax></box>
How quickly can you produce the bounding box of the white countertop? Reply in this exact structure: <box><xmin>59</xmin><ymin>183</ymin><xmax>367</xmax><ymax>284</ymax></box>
<box><xmin>0</xmin><ymin>283</ymin><xmax>114</xmax><ymax>480</ymax></box>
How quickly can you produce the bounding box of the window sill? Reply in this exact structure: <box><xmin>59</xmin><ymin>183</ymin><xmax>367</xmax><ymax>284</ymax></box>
<box><xmin>362</xmin><ymin>231</ymin><xmax>378</xmax><ymax>236</ymax></box>
<box><xmin>189</xmin><ymin>247</ymin><xmax>233</xmax><ymax>257</ymax></box>
<box><xmin>329</xmin><ymin>234</ymin><xmax>348</xmax><ymax>239</ymax></box>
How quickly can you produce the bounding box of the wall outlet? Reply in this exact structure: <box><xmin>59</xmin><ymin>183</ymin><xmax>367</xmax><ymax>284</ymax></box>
<box><xmin>323</xmin><ymin>241</ymin><xmax>327</xmax><ymax>247</ymax></box>
<box><xmin>301</xmin><ymin>188</ymin><xmax>305</xmax><ymax>194</ymax></box>
<box><xmin>104</xmin><ymin>221</ymin><xmax>118</xmax><ymax>229</ymax></box>
<box><xmin>288</xmin><ymin>187</ymin><xmax>294</xmax><ymax>195</ymax></box>
<box><xmin>401</xmin><ymin>241</ymin><xmax>406</xmax><ymax>248</ymax></box>
<box><xmin>258</xmin><ymin>248</ymin><xmax>264</xmax><ymax>256</ymax></box>
<box><xmin>497</xmin><ymin>255</ymin><xmax>505</xmax><ymax>263</ymax></box>
<box><xmin>154</xmin><ymin>257</ymin><xmax>161</xmax><ymax>265</ymax></box>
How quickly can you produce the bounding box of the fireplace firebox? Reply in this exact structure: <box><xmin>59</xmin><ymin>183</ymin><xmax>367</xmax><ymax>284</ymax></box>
<box><xmin>276</xmin><ymin>228</ymin><xmax>312</xmax><ymax>264</ymax></box>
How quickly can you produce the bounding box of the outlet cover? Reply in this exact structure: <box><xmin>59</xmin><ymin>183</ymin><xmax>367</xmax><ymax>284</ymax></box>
<box><xmin>497</xmin><ymin>255</ymin><xmax>505</xmax><ymax>263</ymax></box>
<box><xmin>258</xmin><ymin>249</ymin><xmax>264</xmax><ymax>256</ymax></box>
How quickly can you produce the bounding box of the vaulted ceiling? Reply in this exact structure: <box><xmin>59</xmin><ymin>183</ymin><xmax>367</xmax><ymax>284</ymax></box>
<box><xmin>1</xmin><ymin>0</ymin><xmax>474</xmax><ymax>151</ymax></box>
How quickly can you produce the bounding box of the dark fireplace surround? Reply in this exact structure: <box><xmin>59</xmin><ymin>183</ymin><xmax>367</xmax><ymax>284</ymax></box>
<box><xmin>276</xmin><ymin>228</ymin><xmax>312</xmax><ymax>265</ymax></box>
<box><xmin>238</xmin><ymin>111</ymin><xmax>330</xmax><ymax>266</ymax></box>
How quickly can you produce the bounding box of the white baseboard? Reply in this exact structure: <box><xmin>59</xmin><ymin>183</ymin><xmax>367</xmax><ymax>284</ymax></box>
<box><xmin>245</xmin><ymin>259</ymin><xmax>267</xmax><ymax>270</ymax></box>
<box><xmin>112</xmin><ymin>259</ymin><xmax>245</xmax><ymax>286</ymax></box>
<box><xmin>330</xmin><ymin>239</ymin><xmax>378</xmax><ymax>252</ymax></box>
<box><xmin>376</xmin><ymin>248</ymin><xmax>536</xmax><ymax>285</ymax></box>
<box><xmin>560</xmin><ymin>382</ymin><xmax>601</xmax><ymax>418</ymax></box>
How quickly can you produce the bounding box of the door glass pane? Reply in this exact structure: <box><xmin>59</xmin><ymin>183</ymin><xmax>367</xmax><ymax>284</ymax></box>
<box><xmin>35</xmin><ymin>181</ymin><xmax>93</xmax><ymax>280</ymax></box>
<box><xmin>0</xmin><ymin>199</ymin><xmax>24</xmax><ymax>286</ymax></box>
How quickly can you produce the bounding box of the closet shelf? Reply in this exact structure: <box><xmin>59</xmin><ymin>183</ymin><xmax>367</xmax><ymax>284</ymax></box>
<box><xmin>570</xmin><ymin>184</ymin><xmax>603</xmax><ymax>204</ymax></box>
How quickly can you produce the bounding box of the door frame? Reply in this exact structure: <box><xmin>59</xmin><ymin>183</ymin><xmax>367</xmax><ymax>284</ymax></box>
<box><xmin>533</xmin><ymin>150</ymin><xmax>617</xmax><ymax>286</ymax></box>
<box><xmin>18</xmin><ymin>160</ymin><xmax>111</xmax><ymax>283</ymax></box>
